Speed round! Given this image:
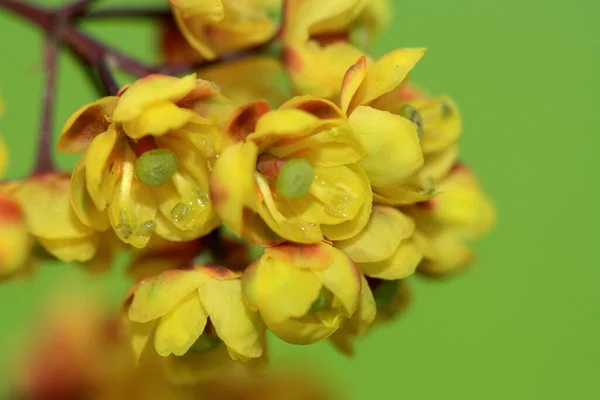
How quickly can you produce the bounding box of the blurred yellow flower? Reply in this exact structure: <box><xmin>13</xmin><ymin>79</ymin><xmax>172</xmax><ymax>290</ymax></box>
<box><xmin>124</xmin><ymin>264</ymin><xmax>265</xmax><ymax>362</ymax></box>
<box><xmin>2</xmin><ymin>173</ymin><xmax>99</xmax><ymax>265</ymax></box>
<box><xmin>0</xmin><ymin>100</ymin><xmax>31</xmax><ymax>277</ymax></box>
<box><xmin>281</xmin><ymin>0</ymin><xmax>367</xmax><ymax>98</ymax></box>
<box><xmin>211</xmin><ymin>98</ymin><xmax>372</xmax><ymax>245</ymax></box>
<box><xmin>242</xmin><ymin>242</ymin><xmax>361</xmax><ymax>344</ymax></box>
<box><xmin>171</xmin><ymin>0</ymin><xmax>279</xmax><ymax>60</ymax></box>
<box><xmin>58</xmin><ymin>74</ymin><xmax>230</xmax><ymax>248</ymax></box>
<box><xmin>198</xmin><ymin>57</ymin><xmax>291</xmax><ymax>107</ymax></box>
<box><xmin>407</xmin><ymin>164</ymin><xmax>496</xmax><ymax>276</ymax></box>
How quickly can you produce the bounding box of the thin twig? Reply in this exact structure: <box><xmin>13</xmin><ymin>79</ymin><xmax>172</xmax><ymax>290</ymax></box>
<box><xmin>33</xmin><ymin>33</ymin><xmax>59</xmax><ymax>175</ymax></box>
<box><xmin>97</xmin><ymin>57</ymin><xmax>119</xmax><ymax>96</ymax></box>
<box><xmin>83</xmin><ymin>6</ymin><xmax>171</xmax><ymax>19</ymax></box>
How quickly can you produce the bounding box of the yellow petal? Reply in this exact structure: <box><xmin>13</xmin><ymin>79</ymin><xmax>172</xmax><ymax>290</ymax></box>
<box><xmin>263</xmin><ymin>242</ymin><xmax>334</xmax><ymax>270</ymax></box>
<box><xmin>11</xmin><ymin>174</ymin><xmax>94</xmax><ymax>240</ymax></box>
<box><xmin>153</xmin><ymin>170</ymin><xmax>213</xmax><ymax>235</ymax></box>
<box><xmin>412</xmin><ymin>96</ymin><xmax>462</xmax><ymax>154</ymax></box>
<box><xmin>312</xmin><ymin>245</ymin><xmax>361</xmax><ymax>316</ymax></box>
<box><xmin>85</xmin><ymin>125</ymin><xmax>120</xmax><ymax>211</ymax></box>
<box><xmin>128</xmin><ymin>268</ymin><xmax>210</xmax><ymax>323</ymax></box>
<box><xmin>247</xmin><ymin>109</ymin><xmax>321</xmax><ymax>150</ymax></box>
<box><xmin>107</xmin><ymin>147</ymin><xmax>157</xmax><ymax>248</ymax></box>
<box><xmin>410</xmin><ymin>144</ymin><xmax>459</xmax><ymax>188</ymax></box>
<box><xmin>210</xmin><ymin>141</ymin><xmax>258</xmax><ymax>236</ymax></box>
<box><xmin>329</xmin><ymin>274</ymin><xmax>376</xmax><ymax>355</ymax></box>
<box><xmin>242</xmin><ymin>250</ymin><xmax>323</xmax><ymax>320</ymax></box>
<box><xmin>373</xmin><ymin>183</ymin><xmax>433</xmax><ymax>206</ymax></box>
<box><xmin>113</xmin><ymin>74</ymin><xmax>197</xmax><ymax>123</ymax></box>
<box><xmin>340</xmin><ymin>56</ymin><xmax>367</xmax><ymax>113</ymax></box>
<box><xmin>37</xmin><ymin>235</ymin><xmax>99</xmax><ymax>263</ymax></box>
<box><xmin>284</xmin><ymin>42</ymin><xmax>366</xmax><ymax>99</ymax></box>
<box><xmin>415</xmin><ymin>230</ymin><xmax>473</xmax><ymax>277</ymax></box>
<box><xmin>335</xmin><ymin>206</ymin><xmax>414</xmax><ymax>263</ymax></box>
<box><xmin>269</xmin><ymin>122</ymin><xmax>365</xmax><ymax>167</ymax></box>
<box><xmin>255</xmin><ymin>173</ymin><xmax>323</xmax><ymax>243</ymax></box>
<box><xmin>225</xmin><ymin>100</ymin><xmax>271</xmax><ymax>142</ymax></box>
<box><xmin>154</xmin><ymin>292</ymin><xmax>208</xmax><ymax>356</ymax></box>
<box><xmin>70</xmin><ymin>157</ymin><xmax>110</xmax><ymax>231</ymax></box>
<box><xmin>169</xmin><ymin>0</ymin><xmax>224</xmax><ymax>19</ymax></box>
<box><xmin>199</xmin><ymin>57</ymin><xmax>290</xmax><ymax>108</ymax></box>
<box><xmin>172</xmin><ymin>10</ymin><xmax>218</xmax><ymax>60</ymax></box>
<box><xmin>0</xmin><ymin>194</ymin><xmax>30</xmax><ymax>276</ymax></box>
<box><xmin>349</xmin><ymin>106</ymin><xmax>424</xmax><ymax>187</ymax></box>
<box><xmin>261</xmin><ymin>311</ymin><xmax>342</xmax><ymax>345</ymax></box>
<box><xmin>321</xmin><ymin>164</ymin><xmax>372</xmax><ymax>240</ymax></box>
<box><xmin>129</xmin><ymin>321</ymin><xmax>156</xmax><ymax>361</ymax></box>
<box><xmin>283</xmin><ymin>0</ymin><xmax>366</xmax><ymax>42</ymax></box>
<box><xmin>359</xmin><ymin>238</ymin><xmax>422</xmax><ymax>279</ymax></box>
<box><xmin>121</xmin><ymin>101</ymin><xmax>196</xmax><ymax>139</ymax></box>
<box><xmin>310</xmin><ymin>165</ymin><xmax>365</xmax><ymax>222</ymax></box>
<box><xmin>198</xmin><ymin>278</ymin><xmax>264</xmax><ymax>359</ymax></box>
<box><xmin>279</xmin><ymin>95</ymin><xmax>345</xmax><ymax>119</ymax></box>
<box><xmin>411</xmin><ymin>167</ymin><xmax>496</xmax><ymax>239</ymax></box>
<box><xmin>349</xmin><ymin>48</ymin><xmax>426</xmax><ymax>112</ymax></box>
<box><xmin>58</xmin><ymin>97</ymin><xmax>118</xmax><ymax>153</ymax></box>
<box><xmin>155</xmin><ymin>212</ymin><xmax>220</xmax><ymax>242</ymax></box>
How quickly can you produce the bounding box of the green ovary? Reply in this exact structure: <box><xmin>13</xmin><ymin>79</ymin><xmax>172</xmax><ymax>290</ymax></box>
<box><xmin>135</xmin><ymin>148</ymin><xmax>178</xmax><ymax>186</ymax></box>
<box><xmin>276</xmin><ymin>158</ymin><xmax>315</xmax><ymax>200</ymax></box>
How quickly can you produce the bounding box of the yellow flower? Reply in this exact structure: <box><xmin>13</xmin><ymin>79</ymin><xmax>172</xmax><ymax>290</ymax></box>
<box><xmin>2</xmin><ymin>173</ymin><xmax>100</xmax><ymax>264</ymax></box>
<box><xmin>210</xmin><ymin>98</ymin><xmax>372</xmax><ymax>245</ymax></box>
<box><xmin>171</xmin><ymin>0</ymin><xmax>278</xmax><ymax>60</ymax></box>
<box><xmin>282</xmin><ymin>0</ymin><xmax>368</xmax><ymax>98</ymax></box>
<box><xmin>407</xmin><ymin>164</ymin><xmax>496</xmax><ymax>276</ymax></box>
<box><xmin>198</xmin><ymin>57</ymin><xmax>291</xmax><ymax>108</ymax></box>
<box><xmin>0</xmin><ymin>190</ymin><xmax>30</xmax><ymax>277</ymax></box>
<box><xmin>58</xmin><ymin>74</ymin><xmax>229</xmax><ymax>248</ymax></box>
<box><xmin>335</xmin><ymin>205</ymin><xmax>422</xmax><ymax>279</ymax></box>
<box><xmin>242</xmin><ymin>242</ymin><xmax>361</xmax><ymax>344</ymax></box>
<box><xmin>124</xmin><ymin>264</ymin><xmax>265</xmax><ymax>362</ymax></box>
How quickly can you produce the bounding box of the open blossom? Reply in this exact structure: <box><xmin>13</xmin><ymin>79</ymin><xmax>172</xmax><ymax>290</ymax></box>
<box><xmin>242</xmin><ymin>242</ymin><xmax>361</xmax><ymax>344</ymax></box>
<box><xmin>408</xmin><ymin>164</ymin><xmax>496</xmax><ymax>276</ymax></box>
<box><xmin>170</xmin><ymin>0</ymin><xmax>279</xmax><ymax>60</ymax></box>
<box><xmin>124</xmin><ymin>264</ymin><xmax>265</xmax><ymax>363</ymax></box>
<box><xmin>58</xmin><ymin>74</ymin><xmax>229</xmax><ymax>248</ymax></box>
<box><xmin>210</xmin><ymin>99</ymin><xmax>372</xmax><ymax>245</ymax></box>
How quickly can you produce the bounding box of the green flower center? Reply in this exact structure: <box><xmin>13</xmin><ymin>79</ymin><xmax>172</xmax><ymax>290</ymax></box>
<box><xmin>310</xmin><ymin>286</ymin><xmax>334</xmax><ymax>312</ymax></box>
<box><xmin>134</xmin><ymin>148</ymin><xmax>178</xmax><ymax>186</ymax></box>
<box><xmin>399</xmin><ymin>105</ymin><xmax>423</xmax><ymax>138</ymax></box>
<box><xmin>189</xmin><ymin>333</ymin><xmax>221</xmax><ymax>353</ymax></box>
<box><xmin>373</xmin><ymin>279</ymin><xmax>399</xmax><ymax>308</ymax></box>
<box><xmin>276</xmin><ymin>158</ymin><xmax>315</xmax><ymax>200</ymax></box>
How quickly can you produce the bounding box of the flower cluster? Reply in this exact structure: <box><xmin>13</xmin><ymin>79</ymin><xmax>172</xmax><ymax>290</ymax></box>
<box><xmin>0</xmin><ymin>0</ymin><xmax>495</xmax><ymax>385</ymax></box>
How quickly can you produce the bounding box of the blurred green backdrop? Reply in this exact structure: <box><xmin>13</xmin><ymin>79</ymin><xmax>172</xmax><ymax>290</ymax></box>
<box><xmin>1</xmin><ymin>0</ymin><xmax>599</xmax><ymax>398</ymax></box>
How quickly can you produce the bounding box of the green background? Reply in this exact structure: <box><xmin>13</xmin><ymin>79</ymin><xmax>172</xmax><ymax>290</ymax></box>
<box><xmin>1</xmin><ymin>0</ymin><xmax>598</xmax><ymax>398</ymax></box>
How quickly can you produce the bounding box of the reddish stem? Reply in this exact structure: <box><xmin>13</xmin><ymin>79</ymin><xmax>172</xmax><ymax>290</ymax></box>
<box><xmin>33</xmin><ymin>32</ymin><xmax>58</xmax><ymax>175</ymax></box>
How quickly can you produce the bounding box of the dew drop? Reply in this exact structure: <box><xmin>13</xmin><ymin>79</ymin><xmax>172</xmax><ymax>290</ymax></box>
<box><xmin>116</xmin><ymin>223</ymin><xmax>133</xmax><ymax>239</ymax></box>
<box><xmin>189</xmin><ymin>334</ymin><xmax>221</xmax><ymax>353</ymax></box>
<box><xmin>171</xmin><ymin>203</ymin><xmax>189</xmax><ymax>222</ymax></box>
<box><xmin>136</xmin><ymin>220</ymin><xmax>156</xmax><ymax>236</ymax></box>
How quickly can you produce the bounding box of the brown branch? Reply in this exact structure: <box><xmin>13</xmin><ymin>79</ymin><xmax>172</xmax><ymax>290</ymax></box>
<box><xmin>33</xmin><ymin>32</ymin><xmax>59</xmax><ymax>175</ymax></box>
<box><xmin>83</xmin><ymin>6</ymin><xmax>171</xmax><ymax>20</ymax></box>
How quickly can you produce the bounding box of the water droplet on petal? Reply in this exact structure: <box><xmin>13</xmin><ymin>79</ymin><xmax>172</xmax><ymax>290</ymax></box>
<box><xmin>136</xmin><ymin>220</ymin><xmax>156</xmax><ymax>236</ymax></box>
<box><xmin>116</xmin><ymin>223</ymin><xmax>133</xmax><ymax>239</ymax></box>
<box><xmin>171</xmin><ymin>202</ymin><xmax>189</xmax><ymax>222</ymax></box>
